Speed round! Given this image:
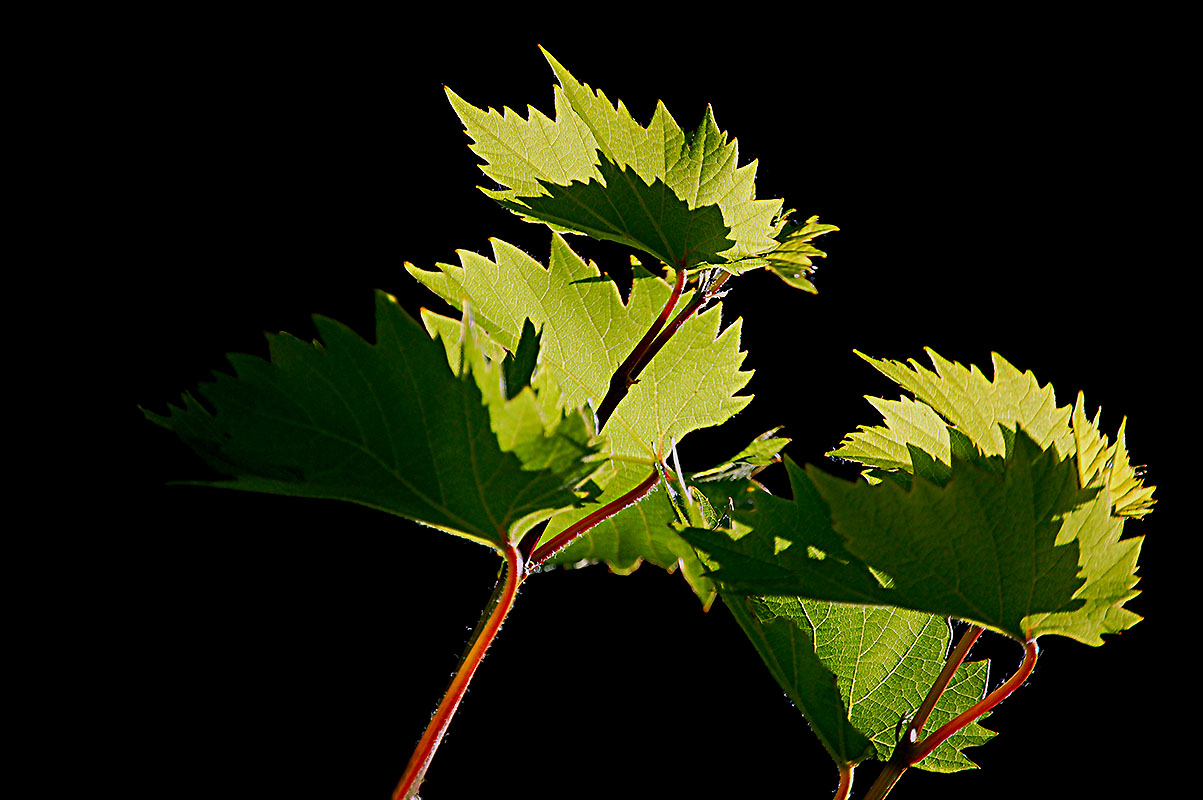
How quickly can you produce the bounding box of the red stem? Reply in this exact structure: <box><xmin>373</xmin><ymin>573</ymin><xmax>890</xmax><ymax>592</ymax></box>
<box><xmin>394</xmin><ymin>471</ymin><xmax>663</xmax><ymax>795</ymax></box>
<box><xmin>528</xmin><ymin>468</ymin><xmax>660</xmax><ymax>570</ymax></box>
<box><xmin>393</xmin><ymin>544</ymin><xmax>524</xmax><ymax>800</ymax></box>
<box><xmin>908</xmin><ymin>624</ymin><xmax>984</xmax><ymax>739</ymax></box>
<box><xmin>394</xmin><ymin>269</ymin><xmax>704</xmax><ymax>796</ymax></box>
<box><xmin>905</xmin><ymin>637</ymin><xmax>1039</xmax><ymax>764</ymax></box>
<box><xmin>864</xmin><ymin>624</ymin><xmax>984</xmax><ymax>799</ymax></box>
<box><xmin>865</xmin><ymin>635</ymin><xmax>1039</xmax><ymax>799</ymax></box>
<box><xmin>640</xmin><ymin>272</ymin><xmax>730</xmax><ymax>378</ymax></box>
<box><xmin>595</xmin><ymin>266</ymin><xmax>686</xmax><ymax>429</ymax></box>
<box><xmin>834</xmin><ymin>763</ymin><xmax>855</xmax><ymax>800</ymax></box>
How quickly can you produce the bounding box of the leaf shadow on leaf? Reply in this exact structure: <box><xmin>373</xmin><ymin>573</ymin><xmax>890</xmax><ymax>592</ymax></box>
<box><xmin>684</xmin><ymin>428</ymin><xmax>1091</xmax><ymax>641</ymax></box>
<box><xmin>507</xmin><ymin>156</ymin><xmax>735</xmax><ymax>268</ymax></box>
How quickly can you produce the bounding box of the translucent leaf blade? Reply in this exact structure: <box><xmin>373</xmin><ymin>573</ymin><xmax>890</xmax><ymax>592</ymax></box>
<box><xmin>449</xmin><ymin>49</ymin><xmax>790</xmax><ymax>271</ymax></box>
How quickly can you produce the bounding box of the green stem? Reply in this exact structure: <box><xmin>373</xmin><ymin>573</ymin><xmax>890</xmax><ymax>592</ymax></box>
<box><xmin>394</xmin><ymin>544</ymin><xmax>524</xmax><ymax>800</ymax></box>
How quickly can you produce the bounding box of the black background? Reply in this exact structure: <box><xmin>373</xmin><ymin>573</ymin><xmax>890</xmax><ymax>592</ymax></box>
<box><xmin>110</xmin><ymin>17</ymin><xmax>1183</xmax><ymax>799</ymax></box>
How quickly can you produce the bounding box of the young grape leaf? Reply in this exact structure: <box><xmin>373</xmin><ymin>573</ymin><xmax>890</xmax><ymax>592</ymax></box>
<box><xmin>143</xmin><ymin>292</ymin><xmax>600</xmax><ymax>552</ymax></box>
<box><xmin>541</xmin><ymin>474</ymin><xmax>716</xmax><ymax>605</ymax></box>
<box><xmin>1071</xmin><ymin>393</ymin><xmax>1156</xmax><ymax>519</ymax></box>
<box><xmin>410</xmin><ymin>234</ymin><xmax>752</xmax><ymax>572</ymax></box>
<box><xmin>409</xmin><ymin>234</ymin><xmax>751</xmax><ymax>453</ymax></box>
<box><xmin>828</xmin><ymin>350</ymin><xmax>1155</xmax><ymax>644</ymax></box>
<box><xmin>721</xmin><ymin>592</ymin><xmax>876</xmax><ymax>769</ymax></box>
<box><xmin>685</xmin><ymin>351</ymin><xmax>1155</xmax><ymax>645</ymax></box>
<box><xmin>506</xmin><ymin>157</ymin><xmax>736</xmax><ymax>270</ymax></box>
<box><xmin>691</xmin><ymin>427</ymin><xmax>792</xmax><ymax>484</ymax></box>
<box><xmin>447</xmin><ymin>48</ymin><xmax>834</xmax><ymax>277</ymax></box>
<box><xmin>760</xmin><ymin>215</ymin><xmax>841</xmax><ymax>293</ymax></box>
<box><xmin>829</xmin><ymin>349</ymin><xmax>1076</xmax><ymax>470</ymax></box>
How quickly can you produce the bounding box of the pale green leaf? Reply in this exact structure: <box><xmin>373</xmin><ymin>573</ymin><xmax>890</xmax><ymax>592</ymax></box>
<box><xmin>830</xmin><ymin>349</ymin><xmax>1076</xmax><ymax>466</ymax></box>
<box><xmin>828</xmin><ymin>395</ymin><xmax>949</xmax><ymax>475</ymax></box>
<box><xmin>448</xmin><ymin>48</ymin><xmax>806</xmax><ymax>273</ymax></box>
<box><xmin>721</xmin><ymin>593</ymin><xmax>875</xmax><ymax>768</ymax></box>
<box><xmin>408</xmin><ymin>234</ymin><xmax>752</xmax><ymax>462</ymax></box>
<box><xmin>542</xmin><ymin>460</ymin><xmax>718</xmax><ymax>607</ymax></box>
<box><xmin>1072</xmin><ymin>393</ymin><xmax>1156</xmax><ymax>519</ymax></box>
<box><xmin>409</xmin><ymin>233</ymin><xmax>752</xmax><ymax>588</ymax></box>
<box><xmin>692</xmin><ymin>427</ymin><xmax>791</xmax><ymax>483</ymax></box>
<box><xmin>500</xmin><ymin>158</ymin><xmax>735</xmax><ymax>268</ymax></box>
<box><xmin>762</xmin><ymin>215</ymin><xmax>841</xmax><ymax>293</ymax></box>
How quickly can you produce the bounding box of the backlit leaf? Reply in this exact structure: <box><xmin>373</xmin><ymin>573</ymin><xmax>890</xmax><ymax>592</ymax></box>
<box><xmin>447</xmin><ymin>48</ymin><xmax>835</xmax><ymax>279</ymax></box>
<box><xmin>685</xmin><ymin>351</ymin><xmax>1155</xmax><ymax>645</ymax></box>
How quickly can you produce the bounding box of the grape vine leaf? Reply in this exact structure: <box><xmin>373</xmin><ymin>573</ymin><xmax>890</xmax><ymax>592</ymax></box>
<box><xmin>829</xmin><ymin>350</ymin><xmax>1154</xmax><ymax>644</ymax></box>
<box><xmin>829</xmin><ymin>349</ymin><xmax>1075</xmax><ymax>474</ymax></box>
<box><xmin>143</xmin><ymin>291</ymin><xmax>601</xmax><ymax>552</ymax></box>
<box><xmin>684</xmin><ymin>351</ymin><xmax>1155</xmax><ymax>645</ymax></box>
<box><xmin>408</xmin><ymin>235</ymin><xmax>751</xmax><ymax>456</ymax></box>
<box><xmin>1020</xmin><ymin>393</ymin><xmax>1153</xmax><ymax>643</ymax></box>
<box><xmin>684</xmin><ymin>432</ymin><xmax>1089</xmax><ymax>642</ymax></box>
<box><xmin>409</xmin><ymin>234</ymin><xmax>752</xmax><ymax>579</ymax></box>
<box><xmin>760</xmin><ymin>215</ymin><xmax>841</xmax><ymax>293</ymax></box>
<box><xmin>446</xmin><ymin>48</ymin><xmax>834</xmax><ymax>278</ymax></box>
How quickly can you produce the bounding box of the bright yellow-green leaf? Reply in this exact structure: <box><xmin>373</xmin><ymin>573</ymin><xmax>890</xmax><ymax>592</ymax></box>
<box><xmin>410</xmin><ymin>233</ymin><xmax>753</xmax><ymax>585</ymax></box>
<box><xmin>446</xmin><ymin>48</ymin><xmax>834</xmax><ymax>282</ymax></box>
